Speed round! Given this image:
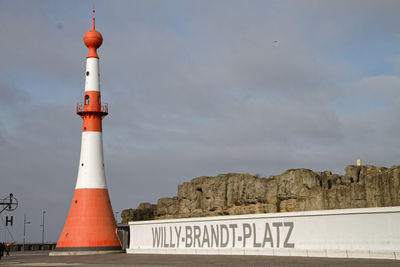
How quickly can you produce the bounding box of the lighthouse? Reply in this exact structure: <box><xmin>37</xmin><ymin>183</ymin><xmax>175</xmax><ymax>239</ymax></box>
<box><xmin>51</xmin><ymin>9</ymin><xmax>121</xmax><ymax>255</ymax></box>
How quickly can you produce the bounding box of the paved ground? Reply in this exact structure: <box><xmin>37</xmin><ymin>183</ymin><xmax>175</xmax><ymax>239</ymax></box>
<box><xmin>0</xmin><ymin>251</ymin><xmax>398</xmax><ymax>267</ymax></box>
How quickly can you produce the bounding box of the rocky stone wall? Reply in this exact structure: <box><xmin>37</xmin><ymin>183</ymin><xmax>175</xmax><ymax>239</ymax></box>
<box><xmin>121</xmin><ymin>165</ymin><xmax>400</xmax><ymax>224</ymax></box>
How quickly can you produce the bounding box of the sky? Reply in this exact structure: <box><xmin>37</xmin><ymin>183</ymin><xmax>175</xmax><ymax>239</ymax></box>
<box><xmin>1</xmin><ymin>0</ymin><xmax>400</xmax><ymax>243</ymax></box>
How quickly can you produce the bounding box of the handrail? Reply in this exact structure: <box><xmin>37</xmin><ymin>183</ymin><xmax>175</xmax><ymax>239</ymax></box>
<box><xmin>76</xmin><ymin>102</ymin><xmax>108</xmax><ymax>114</ymax></box>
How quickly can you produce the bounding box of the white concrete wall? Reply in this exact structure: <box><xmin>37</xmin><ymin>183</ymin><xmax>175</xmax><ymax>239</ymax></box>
<box><xmin>127</xmin><ymin>207</ymin><xmax>400</xmax><ymax>260</ymax></box>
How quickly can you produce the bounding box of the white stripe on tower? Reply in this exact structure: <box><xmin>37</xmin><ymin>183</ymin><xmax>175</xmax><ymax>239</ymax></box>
<box><xmin>75</xmin><ymin>132</ymin><xmax>106</xmax><ymax>189</ymax></box>
<box><xmin>85</xmin><ymin>58</ymin><xmax>100</xmax><ymax>92</ymax></box>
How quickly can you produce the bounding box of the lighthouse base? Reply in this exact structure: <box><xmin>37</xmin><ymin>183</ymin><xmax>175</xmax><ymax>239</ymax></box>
<box><xmin>55</xmin><ymin>188</ymin><xmax>122</xmax><ymax>255</ymax></box>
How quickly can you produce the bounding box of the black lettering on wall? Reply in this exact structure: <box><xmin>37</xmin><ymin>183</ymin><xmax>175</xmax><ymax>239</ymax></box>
<box><xmin>163</xmin><ymin>227</ymin><xmax>169</xmax><ymax>247</ymax></box>
<box><xmin>220</xmin><ymin>224</ymin><xmax>229</xmax><ymax>247</ymax></box>
<box><xmin>193</xmin><ymin>225</ymin><xmax>201</xmax><ymax>248</ymax></box>
<box><xmin>283</xmin><ymin>222</ymin><xmax>294</xmax><ymax>248</ymax></box>
<box><xmin>211</xmin><ymin>224</ymin><xmax>219</xmax><ymax>247</ymax></box>
<box><xmin>185</xmin><ymin>226</ymin><xmax>193</xmax><ymax>247</ymax></box>
<box><xmin>243</xmin><ymin>223</ymin><xmax>252</xmax><ymax>247</ymax></box>
<box><xmin>202</xmin><ymin>225</ymin><xmax>210</xmax><ymax>248</ymax></box>
<box><xmin>272</xmin><ymin>222</ymin><xmax>283</xmax><ymax>248</ymax></box>
<box><xmin>262</xmin><ymin>223</ymin><xmax>274</xmax><ymax>248</ymax></box>
<box><xmin>150</xmin><ymin>220</ymin><xmax>295</xmax><ymax>250</ymax></box>
<box><xmin>175</xmin><ymin>226</ymin><xmax>182</xmax><ymax>247</ymax></box>
<box><xmin>252</xmin><ymin>223</ymin><xmax>262</xmax><ymax>248</ymax></box>
<box><xmin>229</xmin><ymin>224</ymin><xmax>238</xmax><ymax>247</ymax></box>
<box><xmin>169</xmin><ymin>227</ymin><xmax>175</xmax><ymax>248</ymax></box>
<box><xmin>152</xmin><ymin>227</ymin><xmax>162</xmax><ymax>248</ymax></box>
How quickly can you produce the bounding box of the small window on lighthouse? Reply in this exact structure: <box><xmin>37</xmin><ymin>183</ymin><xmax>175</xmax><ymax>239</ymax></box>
<box><xmin>85</xmin><ymin>95</ymin><xmax>89</xmax><ymax>105</ymax></box>
<box><xmin>86</xmin><ymin>71</ymin><xmax>90</xmax><ymax>76</ymax></box>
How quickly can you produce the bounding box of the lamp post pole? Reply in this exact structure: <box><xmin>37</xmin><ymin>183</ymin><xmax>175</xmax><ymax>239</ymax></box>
<box><xmin>40</xmin><ymin>211</ymin><xmax>46</xmax><ymax>244</ymax></box>
<box><xmin>23</xmin><ymin>214</ymin><xmax>30</xmax><ymax>251</ymax></box>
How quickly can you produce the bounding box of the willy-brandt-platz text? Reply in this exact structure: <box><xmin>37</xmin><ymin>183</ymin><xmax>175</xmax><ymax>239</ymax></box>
<box><xmin>151</xmin><ymin>221</ymin><xmax>295</xmax><ymax>249</ymax></box>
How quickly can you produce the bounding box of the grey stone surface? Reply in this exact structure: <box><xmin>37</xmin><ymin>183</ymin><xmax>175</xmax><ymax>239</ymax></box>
<box><xmin>121</xmin><ymin>165</ymin><xmax>400</xmax><ymax>223</ymax></box>
<box><xmin>1</xmin><ymin>251</ymin><xmax>398</xmax><ymax>267</ymax></box>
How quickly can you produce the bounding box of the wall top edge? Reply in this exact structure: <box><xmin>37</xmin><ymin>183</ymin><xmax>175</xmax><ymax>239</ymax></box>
<box><xmin>128</xmin><ymin>206</ymin><xmax>400</xmax><ymax>226</ymax></box>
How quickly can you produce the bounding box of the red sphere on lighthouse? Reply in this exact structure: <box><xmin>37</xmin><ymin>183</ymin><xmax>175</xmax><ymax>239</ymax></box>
<box><xmin>83</xmin><ymin>10</ymin><xmax>103</xmax><ymax>58</ymax></box>
<box><xmin>51</xmin><ymin>9</ymin><xmax>121</xmax><ymax>255</ymax></box>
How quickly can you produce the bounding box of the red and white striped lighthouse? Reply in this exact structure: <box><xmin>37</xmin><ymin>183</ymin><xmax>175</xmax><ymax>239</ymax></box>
<box><xmin>52</xmin><ymin>9</ymin><xmax>121</xmax><ymax>255</ymax></box>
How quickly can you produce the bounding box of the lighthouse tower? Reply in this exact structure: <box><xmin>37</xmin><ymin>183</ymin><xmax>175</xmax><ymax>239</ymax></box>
<box><xmin>52</xmin><ymin>10</ymin><xmax>121</xmax><ymax>255</ymax></box>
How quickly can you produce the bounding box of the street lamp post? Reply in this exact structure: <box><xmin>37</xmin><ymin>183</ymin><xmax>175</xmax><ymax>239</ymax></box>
<box><xmin>23</xmin><ymin>214</ymin><xmax>30</xmax><ymax>251</ymax></box>
<box><xmin>40</xmin><ymin>211</ymin><xmax>46</xmax><ymax>244</ymax></box>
